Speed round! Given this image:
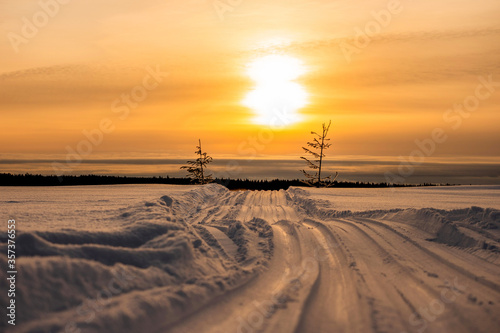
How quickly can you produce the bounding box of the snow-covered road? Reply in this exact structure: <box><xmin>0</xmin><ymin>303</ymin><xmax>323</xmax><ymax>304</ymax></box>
<box><xmin>2</xmin><ymin>184</ymin><xmax>499</xmax><ymax>333</ymax></box>
<box><xmin>166</xmin><ymin>187</ymin><xmax>500</xmax><ymax>333</ymax></box>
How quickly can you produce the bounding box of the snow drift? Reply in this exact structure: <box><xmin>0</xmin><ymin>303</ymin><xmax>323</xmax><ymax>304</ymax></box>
<box><xmin>0</xmin><ymin>185</ymin><xmax>270</xmax><ymax>333</ymax></box>
<box><xmin>1</xmin><ymin>184</ymin><xmax>499</xmax><ymax>333</ymax></box>
<box><xmin>289</xmin><ymin>187</ymin><xmax>500</xmax><ymax>254</ymax></box>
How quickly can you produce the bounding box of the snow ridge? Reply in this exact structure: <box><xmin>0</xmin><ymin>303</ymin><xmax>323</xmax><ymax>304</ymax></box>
<box><xmin>1</xmin><ymin>184</ymin><xmax>499</xmax><ymax>333</ymax></box>
<box><xmin>288</xmin><ymin>187</ymin><xmax>500</xmax><ymax>252</ymax></box>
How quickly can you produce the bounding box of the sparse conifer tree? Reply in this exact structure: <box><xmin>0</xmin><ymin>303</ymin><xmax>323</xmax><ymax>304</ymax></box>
<box><xmin>181</xmin><ymin>139</ymin><xmax>213</xmax><ymax>184</ymax></box>
<box><xmin>300</xmin><ymin>120</ymin><xmax>339</xmax><ymax>187</ymax></box>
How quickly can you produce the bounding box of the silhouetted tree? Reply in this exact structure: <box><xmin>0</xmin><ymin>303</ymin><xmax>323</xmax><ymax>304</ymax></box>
<box><xmin>181</xmin><ymin>139</ymin><xmax>213</xmax><ymax>184</ymax></box>
<box><xmin>300</xmin><ymin>120</ymin><xmax>338</xmax><ymax>187</ymax></box>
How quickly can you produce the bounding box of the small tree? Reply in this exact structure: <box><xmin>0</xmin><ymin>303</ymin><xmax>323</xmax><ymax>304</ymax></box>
<box><xmin>181</xmin><ymin>139</ymin><xmax>213</xmax><ymax>184</ymax></box>
<box><xmin>300</xmin><ymin>120</ymin><xmax>339</xmax><ymax>187</ymax></box>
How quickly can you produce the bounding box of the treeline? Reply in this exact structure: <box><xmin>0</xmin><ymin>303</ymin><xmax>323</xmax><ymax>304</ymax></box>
<box><xmin>0</xmin><ymin>173</ymin><xmax>446</xmax><ymax>190</ymax></box>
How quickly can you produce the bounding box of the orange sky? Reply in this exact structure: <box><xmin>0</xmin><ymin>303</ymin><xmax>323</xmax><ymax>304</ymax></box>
<box><xmin>1</xmin><ymin>0</ymin><xmax>499</xmax><ymax>180</ymax></box>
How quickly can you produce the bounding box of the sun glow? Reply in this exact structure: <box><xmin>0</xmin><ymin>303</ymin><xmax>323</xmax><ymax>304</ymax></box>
<box><xmin>243</xmin><ymin>55</ymin><xmax>308</xmax><ymax>126</ymax></box>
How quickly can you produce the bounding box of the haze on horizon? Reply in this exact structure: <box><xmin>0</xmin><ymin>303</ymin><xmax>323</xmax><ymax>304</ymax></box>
<box><xmin>1</xmin><ymin>0</ymin><xmax>499</xmax><ymax>183</ymax></box>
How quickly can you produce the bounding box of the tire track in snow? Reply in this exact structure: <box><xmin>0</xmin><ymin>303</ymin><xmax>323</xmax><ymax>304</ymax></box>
<box><xmin>162</xmin><ymin>187</ymin><xmax>500</xmax><ymax>333</ymax></box>
<box><xmin>345</xmin><ymin>217</ymin><xmax>500</xmax><ymax>332</ymax></box>
<box><xmin>167</xmin><ymin>220</ymin><xmax>318</xmax><ymax>333</ymax></box>
<box><xmin>295</xmin><ymin>220</ymin><xmax>370</xmax><ymax>333</ymax></box>
<box><xmin>327</xmin><ymin>218</ymin><xmax>476</xmax><ymax>333</ymax></box>
<box><xmin>352</xmin><ymin>217</ymin><xmax>500</xmax><ymax>293</ymax></box>
<box><xmin>163</xmin><ymin>189</ymin><xmax>315</xmax><ymax>333</ymax></box>
<box><xmin>204</xmin><ymin>226</ymin><xmax>239</xmax><ymax>258</ymax></box>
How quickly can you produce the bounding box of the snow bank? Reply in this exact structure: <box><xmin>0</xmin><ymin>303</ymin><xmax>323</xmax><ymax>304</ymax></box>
<box><xmin>2</xmin><ymin>184</ymin><xmax>498</xmax><ymax>332</ymax></box>
<box><xmin>288</xmin><ymin>187</ymin><xmax>500</xmax><ymax>252</ymax></box>
<box><xmin>359</xmin><ymin>207</ymin><xmax>500</xmax><ymax>250</ymax></box>
<box><xmin>0</xmin><ymin>184</ymin><xmax>258</xmax><ymax>333</ymax></box>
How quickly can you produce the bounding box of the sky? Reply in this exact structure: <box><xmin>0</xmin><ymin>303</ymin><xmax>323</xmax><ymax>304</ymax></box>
<box><xmin>1</xmin><ymin>0</ymin><xmax>499</xmax><ymax>184</ymax></box>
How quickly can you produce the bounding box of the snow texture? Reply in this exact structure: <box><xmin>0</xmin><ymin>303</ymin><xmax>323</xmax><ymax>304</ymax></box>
<box><xmin>1</xmin><ymin>184</ymin><xmax>499</xmax><ymax>333</ymax></box>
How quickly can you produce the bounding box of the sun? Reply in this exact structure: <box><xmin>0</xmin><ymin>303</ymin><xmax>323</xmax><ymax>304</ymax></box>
<box><xmin>243</xmin><ymin>55</ymin><xmax>308</xmax><ymax>126</ymax></box>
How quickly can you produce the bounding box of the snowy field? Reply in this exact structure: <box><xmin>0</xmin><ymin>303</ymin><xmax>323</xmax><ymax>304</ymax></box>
<box><xmin>1</xmin><ymin>185</ymin><xmax>198</xmax><ymax>231</ymax></box>
<box><xmin>1</xmin><ymin>184</ymin><xmax>499</xmax><ymax>333</ymax></box>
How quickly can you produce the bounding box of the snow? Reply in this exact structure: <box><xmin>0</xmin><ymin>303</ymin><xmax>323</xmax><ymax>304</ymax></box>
<box><xmin>1</xmin><ymin>184</ymin><xmax>499</xmax><ymax>332</ymax></box>
<box><xmin>302</xmin><ymin>185</ymin><xmax>500</xmax><ymax>212</ymax></box>
<box><xmin>1</xmin><ymin>185</ymin><xmax>197</xmax><ymax>231</ymax></box>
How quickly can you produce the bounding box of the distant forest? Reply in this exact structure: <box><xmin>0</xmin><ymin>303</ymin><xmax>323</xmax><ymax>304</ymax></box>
<box><xmin>0</xmin><ymin>173</ymin><xmax>448</xmax><ymax>190</ymax></box>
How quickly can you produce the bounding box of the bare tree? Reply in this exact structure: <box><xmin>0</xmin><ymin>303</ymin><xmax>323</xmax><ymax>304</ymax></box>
<box><xmin>181</xmin><ymin>139</ymin><xmax>213</xmax><ymax>184</ymax></box>
<box><xmin>300</xmin><ymin>120</ymin><xmax>338</xmax><ymax>187</ymax></box>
